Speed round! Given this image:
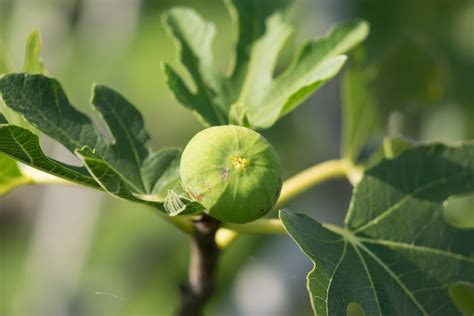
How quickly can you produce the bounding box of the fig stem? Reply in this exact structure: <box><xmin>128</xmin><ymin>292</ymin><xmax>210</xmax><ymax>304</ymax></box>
<box><xmin>221</xmin><ymin>219</ymin><xmax>286</xmax><ymax>235</ymax></box>
<box><xmin>276</xmin><ymin>159</ymin><xmax>360</xmax><ymax>207</ymax></box>
<box><xmin>177</xmin><ymin>215</ymin><xmax>221</xmax><ymax>316</ymax></box>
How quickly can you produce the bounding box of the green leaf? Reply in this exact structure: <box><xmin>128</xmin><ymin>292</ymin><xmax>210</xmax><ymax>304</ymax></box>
<box><xmin>0</xmin><ymin>153</ymin><xmax>30</xmax><ymax>196</ymax></box>
<box><xmin>0</xmin><ymin>30</ymin><xmax>46</xmax><ymax>196</ymax></box>
<box><xmin>0</xmin><ymin>29</ymin><xmax>45</xmax><ymax>131</ymax></box>
<box><xmin>0</xmin><ymin>73</ymin><xmax>185</xmax><ymax>210</ymax></box>
<box><xmin>0</xmin><ymin>45</ymin><xmax>9</xmax><ymax>74</ymax></box>
<box><xmin>341</xmin><ymin>59</ymin><xmax>378</xmax><ymax>161</ymax></box>
<box><xmin>163</xmin><ymin>0</ymin><xmax>368</xmax><ymax>129</ymax></box>
<box><xmin>22</xmin><ymin>29</ymin><xmax>46</xmax><ymax>74</ymax></box>
<box><xmin>281</xmin><ymin>142</ymin><xmax>474</xmax><ymax>315</ymax></box>
<box><xmin>0</xmin><ymin>125</ymin><xmax>99</xmax><ymax>188</ymax></box>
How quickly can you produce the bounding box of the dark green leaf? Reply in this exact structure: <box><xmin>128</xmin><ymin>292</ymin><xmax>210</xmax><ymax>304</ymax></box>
<box><xmin>0</xmin><ymin>113</ymin><xmax>6</xmax><ymax>124</ymax></box>
<box><xmin>0</xmin><ymin>73</ymin><xmax>107</xmax><ymax>154</ymax></box>
<box><xmin>163</xmin><ymin>0</ymin><xmax>368</xmax><ymax>129</ymax></box>
<box><xmin>0</xmin><ymin>125</ymin><xmax>99</xmax><ymax>188</ymax></box>
<box><xmin>0</xmin><ymin>73</ymin><xmax>186</xmax><ymax>209</ymax></box>
<box><xmin>75</xmin><ymin>146</ymin><xmax>147</xmax><ymax>201</ymax></box>
<box><xmin>282</xmin><ymin>142</ymin><xmax>474</xmax><ymax>315</ymax></box>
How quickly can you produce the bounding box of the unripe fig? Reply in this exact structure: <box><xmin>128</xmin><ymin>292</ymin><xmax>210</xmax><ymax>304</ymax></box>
<box><xmin>180</xmin><ymin>125</ymin><xmax>282</xmax><ymax>223</ymax></box>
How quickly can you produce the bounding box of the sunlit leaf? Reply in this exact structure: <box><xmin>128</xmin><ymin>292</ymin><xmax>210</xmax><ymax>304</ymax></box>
<box><xmin>22</xmin><ymin>29</ymin><xmax>46</xmax><ymax>74</ymax></box>
<box><xmin>282</xmin><ymin>142</ymin><xmax>474</xmax><ymax>315</ymax></box>
<box><xmin>163</xmin><ymin>0</ymin><xmax>368</xmax><ymax>129</ymax></box>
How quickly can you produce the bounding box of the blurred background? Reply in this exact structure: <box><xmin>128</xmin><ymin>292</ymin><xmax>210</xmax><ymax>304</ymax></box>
<box><xmin>0</xmin><ymin>0</ymin><xmax>473</xmax><ymax>315</ymax></box>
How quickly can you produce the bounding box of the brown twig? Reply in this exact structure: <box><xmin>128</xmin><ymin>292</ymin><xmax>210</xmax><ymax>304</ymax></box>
<box><xmin>177</xmin><ymin>215</ymin><xmax>221</xmax><ymax>316</ymax></box>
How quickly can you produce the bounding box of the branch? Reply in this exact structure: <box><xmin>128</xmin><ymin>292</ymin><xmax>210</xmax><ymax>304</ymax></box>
<box><xmin>177</xmin><ymin>215</ymin><xmax>221</xmax><ymax>316</ymax></box>
<box><xmin>276</xmin><ymin>159</ymin><xmax>360</xmax><ymax>208</ymax></box>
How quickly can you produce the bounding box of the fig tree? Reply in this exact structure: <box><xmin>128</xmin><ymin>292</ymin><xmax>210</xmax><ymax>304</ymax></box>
<box><xmin>180</xmin><ymin>125</ymin><xmax>282</xmax><ymax>223</ymax></box>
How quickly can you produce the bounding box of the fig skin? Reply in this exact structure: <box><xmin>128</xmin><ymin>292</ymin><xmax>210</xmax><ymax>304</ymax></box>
<box><xmin>180</xmin><ymin>125</ymin><xmax>282</xmax><ymax>223</ymax></box>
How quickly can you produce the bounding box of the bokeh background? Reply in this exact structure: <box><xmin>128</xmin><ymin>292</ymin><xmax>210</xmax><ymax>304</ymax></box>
<box><xmin>0</xmin><ymin>0</ymin><xmax>473</xmax><ymax>315</ymax></box>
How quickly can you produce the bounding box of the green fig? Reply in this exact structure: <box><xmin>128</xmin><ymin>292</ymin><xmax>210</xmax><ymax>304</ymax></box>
<box><xmin>180</xmin><ymin>125</ymin><xmax>282</xmax><ymax>223</ymax></box>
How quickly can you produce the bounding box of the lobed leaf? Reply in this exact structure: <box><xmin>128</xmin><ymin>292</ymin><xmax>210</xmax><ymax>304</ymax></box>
<box><xmin>163</xmin><ymin>0</ymin><xmax>368</xmax><ymax>129</ymax></box>
<box><xmin>0</xmin><ymin>73</ymin><xmax>200</xmax><ymax>213</ymax></box>
<box><xmin>282</xmin><ymin>142</ymin><xmax>474</xmax><ymax>315</ymax></box>
<box><xmin>0</xmin><ymin>125</ymin><xmax>98</xmax><ymax>188</ymax></box>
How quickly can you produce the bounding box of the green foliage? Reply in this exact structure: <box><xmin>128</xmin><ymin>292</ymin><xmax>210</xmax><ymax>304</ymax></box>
<box><xmin>0</xmin><ymin>30</ymin><xmax>45</xmax><ymax>197</ymax></box>
<box><xmin>0</xmin><ymin>125</ymin><xmax>98</xmax><ymax>188</ymax></box>
<box><xmin>0</xmin><ymin>2</ymin><xmax>471</xmax><ymax>315</ymax></box>
<box><xmin>341</xmin><ymin>56</ymin><xmax>378</xmax><ymax>161</ymax></box>
<box><xmin>281</xmin><ymin>143</ymin><xmax>474</xmax><ymax>315</ymax></box>
<box><xmin>0</xmin><ymin>73</ymin><xmax>190</xmax><ymax>212</ymax></box>
<box><xmin>0</xmin><ymin>153</ymin><xmax>30</xmax><ymax>195</ymax></box>
<box><xmin>163</xmin><ymin>0</ymin><xmax>368</xmax><ymax>129</ymax></box>
<box><xmin>22</xmin><ymin>29</ymin><xmax>46</xmax><ymax>75</ymax></box>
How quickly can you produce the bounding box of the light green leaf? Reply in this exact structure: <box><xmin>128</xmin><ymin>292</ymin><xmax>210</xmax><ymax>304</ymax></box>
<box><xmin>163</xmin><ymin>0</ymin><xmax>368</xmax><ymax>129</ymax></box>
<box><xmin>0</xmin><ymin>153</ymin><xmax>30</xmax><ymax>196</ymax></box>
<box><xmin>281</xmin><ymin>142</ymin><xmax>474</xmax><ymax>315</ymax></box>
<box><xmin>22</xmin><ymin>29</ymin><xmax>46</xmax><ymax>74</ymax></box>
<box><xmin>341</xmin><ymin>61</ymin><xmax>378</xmax><ymax>161</ymax></box>
<box><xmin>0</xmin><ymin>30</ymin><xmax>46</xmax><ymax>196</ymax></box>
<box><xmin>248</xmin><ymin>19</ymin><xmax>369</xmax><ymax>128</ymax></box>
<box><xmin>0</xmin><ymin>45</ymin><xmax>9</xmax><ymax>74</ymax></box>
<box><xmin>162</xmin><ymin>7</ymin><xmax>225</xmax><ymax>126</ymax></box>
<box><xmin>1</xmin><ymin>29</ymin><xmax>44</xmax><ymax>131</ymax></box>
<box><xmin>0</xmin><ymin>73</ymin><xmax>186</xmax><ymax>210</ymax></box>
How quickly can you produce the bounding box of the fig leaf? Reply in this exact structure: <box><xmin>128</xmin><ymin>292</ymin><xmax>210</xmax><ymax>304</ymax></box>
<box><xmin>162</xmin><ymin>0</ymin><xmax>368</xmax><ymax>129</ymax></box>
<box><xmin>0</xmin><ymin>30</ymin><xmax>45</xmax><ymax>196</ymax></box>
<box><xmin>0</xmin><ymin>73</ymin><xmax>193</xmax><ymax>213</ymax></box>
<box><xmin>281</xmin><ymin>142</ymin><xmax>474</xmax><ymax>315</ymax></box>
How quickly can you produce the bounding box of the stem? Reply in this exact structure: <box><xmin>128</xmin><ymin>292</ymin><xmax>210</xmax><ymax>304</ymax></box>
<box><xmin>276</xmin><ymin>159</ymin><xmax>354</xmax><ymax>208</ymax></box>
<box><xmin>163</xmin><ymin>215</ymin><xmax>194</xmax><ymax>235</ymax></box>
<box><xmin>177</xmin><ymin>215</ymin><xmax>221</xmax><ymax>316</ymax></box>
<box><xmin>222</xmin><ymin>218</ymin><xmax>286</xmax><ymax>235</ymax></box>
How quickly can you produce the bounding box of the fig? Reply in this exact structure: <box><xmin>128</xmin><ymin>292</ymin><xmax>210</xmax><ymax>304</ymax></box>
<box><xmin>180</xmin><ymin>125</ymin><xmax>282</xmax><ymax>223</ymax></box>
